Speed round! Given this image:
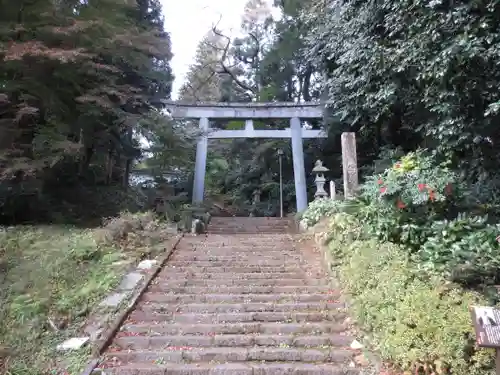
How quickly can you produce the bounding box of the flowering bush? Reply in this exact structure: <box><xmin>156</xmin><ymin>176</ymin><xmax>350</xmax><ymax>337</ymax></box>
<box><xmin>304</xmin><ymin>151</ymin><xmax>500</xmax><ymax>375</ymax></box>
<box><xmin>361</xmin><ymin>150</ymin><xmax>463</xmax><ymax>210</ymax></box>
<box><xmin>354</xmin><ymin>150</ymin><xmax>500</xmax><ymax>287</ymax></box>
<box><xmin>357</xmin><ymin>151</ymin><xmax>467</xmax><ymax>249</ymax></box>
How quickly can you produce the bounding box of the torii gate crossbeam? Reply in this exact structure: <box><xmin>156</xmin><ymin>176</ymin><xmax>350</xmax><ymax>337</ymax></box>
<box><xmin>166</xmin><ymin>102</ymin><xmax>326</xmax><ymax>212</ymax></box>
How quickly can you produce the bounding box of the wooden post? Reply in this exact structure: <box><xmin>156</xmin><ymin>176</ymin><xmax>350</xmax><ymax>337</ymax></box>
<box><xmin>496</xmin><ymin>349</ymin><xmax>500</xmax><ymax>374</ymax></box>
<box><xmin>341</xmin><ymin>132</ymin><xmax>359</xmax><ymax>199</ymax></box>
<box><xmin>470</xmin><ymin>305</ymin><xmax>500</xmax><ymax>374</ymax></box>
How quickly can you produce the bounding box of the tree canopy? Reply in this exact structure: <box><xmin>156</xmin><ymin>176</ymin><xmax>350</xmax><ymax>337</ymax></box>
<box><xmin>0</xmin><ymin>0</ymin><xmax>186</xmax><ymax>222</ymax></box>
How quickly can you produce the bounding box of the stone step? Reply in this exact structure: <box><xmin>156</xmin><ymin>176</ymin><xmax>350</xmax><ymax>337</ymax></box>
<box><xmin>102</xmin><ymin>347</ymin><xmax>355</xmax><ymax>364</ymax></box>
<box><xmin>119</xmin><ymin>322</ymin><xmax>347</xmax><ymax>336</ymax></box>
<box><xmin>112</xmin><ymin>333</ymin><xmax>353</xmax><ymax>350</ymax></box>
<box><xmin>166</xmin><ymin>260</ymin><xmax>320</xmax><ymax>267</ymax></box>
<box><xmin>207</xmin><ymin>226</ymin><xmax>291</xmax><ymax>229</ymax></box>
<box><xmin>208</xmin><ymin>227</ymin><xmax>291</xmax><ymax>230</ymax></box>
<box><xmin>162</xmin><ymin>266</ymin><xmax>325</xmax><ymax>274</ymax></box>
<box><xmin>208</xmin><ymin>223</ymin><xmax>291</xmax><ymax>226</ymax></box>
<box><xmin>176</xmin><ymin>242</ymin><xmax>293</xmax><ymax>246</ymax></box>
<box><xmin>147</xmin><ymin>285</ymin><xmax>332</xmax><ymax>295</ymax></box>
<box><xmin>169</xmin><ymin>255</ymin><xmax>309</xmax><ymax>261</ymax></box>
<box><xmin>208</xmin><ymin>222</ymin><xmax>292</xmax><ymax>226</ymax></box>
<box><xmin>176</xmin><ymin>248</ymin><xmax>299</xmax><ymax>252</ymax></box>
<box><xmin>136</xmin><ymin>301</ymin><xmax>343</xmax><ymax>314</ymax></box>
<box><xmin>178</xmin><ymin>247</ymin><xmax>297</xmax><ymax>251</ymax></box>
<box><xmin>209</xmin><ymin>225</ymin><xmax>290</xmax><ymax>230</ymax></box>
<box><xmin>154</xmin><ymin>278</ymin><xmax>329</xmax><ymax>287</ymax></box>
<box><xmin>170</xmin><ymin>254</ymin><xmax>307</xmax><ymax>259</ymax></box>
<box><xmin>100</xmin><ymin>231</ymin><xmax>356</xmax><ymax>374</ymax></box>
<box><xmin>157</xmin><ymin>272</ymin><xmax>321</xmax><ymax>280</ymax></box>
<box><xmin>140</xmin><ymin>293</ymin><xmax>339</xmax><ymax>304</ymax></box>
<box><xmin>98</xmin><ymin>362</ymin><xmax>359</xmax><ymax>375</ymax></box>
<box><xmin>208</xmin><ymin>231</ymin><xmax>291</xmax><ymax>234</ymax></box>
<box><xmin>128</xmin><ymin>310</ymin><xmax>347</xmax><ymax>324</ymax></box>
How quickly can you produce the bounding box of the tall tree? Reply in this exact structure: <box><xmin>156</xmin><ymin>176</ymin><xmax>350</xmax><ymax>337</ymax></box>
<box><xmin>303</xmin><ymin>0</ymin><xmax>500</xmax><ymax>178</ymax></box>
<box><xmin>178</xmin><ymin>30</ymin><xmax>226</xmax><ymax>102</ymax></box>
<box><xmin>0</xmin><ymin>0</ymin><xmax>180</xmax><ymax>221</ymax></box>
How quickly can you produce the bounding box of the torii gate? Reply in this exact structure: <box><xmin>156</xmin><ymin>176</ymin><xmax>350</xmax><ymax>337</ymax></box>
<box><xmin>167</xmin><ymin>102</ymin><xmax>357</xmax><ymax>212</ymax></box>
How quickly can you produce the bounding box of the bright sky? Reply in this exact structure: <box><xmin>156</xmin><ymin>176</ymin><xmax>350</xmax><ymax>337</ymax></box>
<box><xmin>161</xmin><ymin>0</ymin><xmax>249</xmax><ymax>99</ymax></box>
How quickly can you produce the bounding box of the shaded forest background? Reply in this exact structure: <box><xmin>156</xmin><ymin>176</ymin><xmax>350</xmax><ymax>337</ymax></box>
<box><xmin>2</xmin><ymin>0</ymin><xmax>500</xmax><ymax>219</ymax></box>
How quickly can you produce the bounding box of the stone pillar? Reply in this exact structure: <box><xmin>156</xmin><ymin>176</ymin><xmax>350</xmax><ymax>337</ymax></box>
<box><xmin>329</xmin><ymin>181</ymin><xmax>336</xmax><ymax>200</ymax></box>
<box><xmin>290</xmin><ymin>117</ymin><xmax>308</xmax><ymax>212</ymax></box>
<box><xmin>341</xmin><ymin>132</ymin><xmax>359</xmax><ymax>199</ymax></box>
<box><xmin>192</xmin><ymin>117</ymin><xmax>209</xmax><ymax>204</ymax></box>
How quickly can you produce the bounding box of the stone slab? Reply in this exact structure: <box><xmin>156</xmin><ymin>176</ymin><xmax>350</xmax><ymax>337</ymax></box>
<box><xmin>118</xmin><ymin>272</ymin><xmax>143</xmax><ymax>290</ymax></box>
<box><xmin>137</xmin><ymin>259</ymin><xmax>158</xmax><ymax>270</ymax></box>
<box><xmin>99</xmin><ymin>292</ymin><xmax>128</xmax><ymax>308</ymax></box>
<box><xmin>57</xmin><ymin>337</ymin><xmax>89</xmax><ymax>351</ymax></box>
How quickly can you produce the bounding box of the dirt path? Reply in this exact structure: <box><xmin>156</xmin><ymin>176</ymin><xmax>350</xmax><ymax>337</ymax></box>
<box><xmin>98</xmin><ymin>218</ymin><xmax>361</xmax><ymax>374</ymax></box>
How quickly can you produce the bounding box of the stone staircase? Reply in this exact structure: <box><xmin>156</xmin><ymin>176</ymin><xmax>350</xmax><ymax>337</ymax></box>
<box><xmin>99</xmin><ymin>218</ymin><xmax>361</xmax><ymax>374</ymax></box>
<box><xmin>208</xmin><ymin>217</ymin><xmax>294</xmax><ymax>234</ymax></box>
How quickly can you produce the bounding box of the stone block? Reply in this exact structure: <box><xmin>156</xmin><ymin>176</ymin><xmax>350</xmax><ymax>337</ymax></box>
<box><xmin>99</xmin><ymin>292</ymin><xmax>128</xmax><ymax>308</ymax></box>
<box><xmin>137</xmin><ymin>259</ymin><xmax>158</xmax><ymax>270</ymax></box>
<box><xmin>118</xmin><ymin>272</ymin><xmax>143</xmax><ymax>290</ymax></box>
<box><xmin>56</xmin><ymin>337</ymin><xmax>89</xmax><ymax>351</ymax></box>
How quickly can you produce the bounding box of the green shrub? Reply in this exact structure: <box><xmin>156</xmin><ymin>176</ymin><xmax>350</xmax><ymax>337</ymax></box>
<box><xmin>415</xmin><ymin>214</ymin><xmax>500</xmax><ymax>285</ymax></box>
<box><xmin>300</xmin><ymin>198</ymin><xmax>346</xmax><ymax>227</ymax></box>
<box><xmin>326</xmin><ymin>213</ymin><xmax>495</xmax><ymax>375</ymax></box>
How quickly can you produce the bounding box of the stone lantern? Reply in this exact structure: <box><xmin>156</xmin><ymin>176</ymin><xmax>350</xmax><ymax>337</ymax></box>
<box><xmin>249</xmin><ymin>189</ymin><xmax>262</xmax><ymax>217</ymax></box>
<box><xmin>312</xmin><ymin>160</ymin><xmax>329</xmax><ymax>199</ymax></box>
<box><xmin>252</xmin><ymin>189</ymin><xmax>261</xmax><ymax>205</ymax></box>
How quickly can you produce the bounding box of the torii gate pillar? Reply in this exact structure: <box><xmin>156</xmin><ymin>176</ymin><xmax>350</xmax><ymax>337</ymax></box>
<box><xmin>290</xmin><ymin>117</ymin><xmax>308</xmax><ymax>212</ymax></box>
<box><xmin>192</xmin><ymin>117</ymin><xmax>209</xmax><ymax>204</ymax></box>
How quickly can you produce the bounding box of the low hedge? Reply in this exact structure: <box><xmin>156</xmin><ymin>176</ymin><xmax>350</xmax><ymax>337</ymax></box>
<box><xmin>322</xmin><ymin>213</ymin><xmax>495</xmax><ymax>375</ymax></box>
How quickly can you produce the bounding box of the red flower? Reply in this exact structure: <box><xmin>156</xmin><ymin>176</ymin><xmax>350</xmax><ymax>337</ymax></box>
<box><xmin>444</xmin><ymin>183</ymin><xmax>452</xmax><ymax>195</ymax></box>
<box><xmin>396</xmin><ymin>199</ymin><xmax>406</xmax><ymax>209</ymax></box>
<box><xmin>377</xmin><ymin>179</ymin><xmax>384</xmax><ymax>185</ymax></box>
<box><xmin>380</xmin><ymin>187</ymin><xmax>387</xmax><ymax>193</ymax></box>
<box><xmin>417</xmin><ymin>183</ymin><xmax>426</xmax><ymax>192</ymax></box>
<box><xmin>429</xmin><ymin>189</ymin><xmax>435</xmax><ymax>202</ymax></box>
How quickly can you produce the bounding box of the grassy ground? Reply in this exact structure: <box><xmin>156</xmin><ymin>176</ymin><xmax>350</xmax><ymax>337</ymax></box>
<box><xmin>0</xmin><ymin>212</ymin><xmax>171</xmax><ymax>375</ymax></box>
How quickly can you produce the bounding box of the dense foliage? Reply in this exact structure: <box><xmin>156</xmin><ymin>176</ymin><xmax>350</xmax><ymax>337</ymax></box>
<box><xmin>305</xmin><ymin>0</ymin><xmax>500</xmax><ymax>179</ymax></box>
<box><xmin>0</xmin><ymin>0</ymin><xmax>192</xmax><ymax>223</ymax></box>
<box><xmin>324</xmin><ymin>214</ymin><xmax>494</xmax><ymax>375</ymax></box>
<box><xmin>302</xmin><ymin>149</ymin><xmax>500</xmax><ymax>373</ymax></box>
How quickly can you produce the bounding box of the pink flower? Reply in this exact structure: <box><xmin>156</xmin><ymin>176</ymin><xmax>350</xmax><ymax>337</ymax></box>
<box><xmin>429</xmin><ymin>189</ymin><xmax>435</xmax><ymax>202</ymax></box>
<box><xmin>396</xmin><ymin>200</ymin><xmax>406</xmax><ymax>209</ymax></box>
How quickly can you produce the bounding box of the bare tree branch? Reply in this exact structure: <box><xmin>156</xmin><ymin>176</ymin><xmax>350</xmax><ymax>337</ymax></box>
<box><xmin>181</xmin><ymin>69</ymin><xmax>217</xmax><ymax>102</ymax></box>
<box><xmin>211</xmin><ymin>15</ymin><xmax>256</xmax><ymax>95</ymax></box>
